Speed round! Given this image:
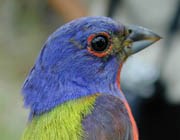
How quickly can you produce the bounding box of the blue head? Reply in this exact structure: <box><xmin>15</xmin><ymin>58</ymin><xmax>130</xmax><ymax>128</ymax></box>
<box><xmin>22</xmin><ymin>16</ymin><xmax>160</xmax><ymax>116</ymax></box>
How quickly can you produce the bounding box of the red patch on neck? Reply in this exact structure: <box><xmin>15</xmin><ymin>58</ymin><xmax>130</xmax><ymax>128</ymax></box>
<box><xmin>116</xmin><ymin>63</ymin><xmax>139</xmax><ymax>140</ymax></box>
<box><xmin>116</xmin><ymin>63</ymin><xmax>123</xmax><ymax>89</ymax></box>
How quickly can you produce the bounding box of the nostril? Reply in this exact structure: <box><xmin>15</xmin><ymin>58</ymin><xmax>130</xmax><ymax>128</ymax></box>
<box><xmin>128</xmin><ymin>29</ymin><xmax>132</xmax><ymax>34</ymax></box>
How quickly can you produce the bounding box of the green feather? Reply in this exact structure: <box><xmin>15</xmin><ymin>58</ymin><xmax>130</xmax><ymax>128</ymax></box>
<box><xmin>22</xmin><ymin>94</ymin><xmax>99</xmax><ymax>140</ymax></box>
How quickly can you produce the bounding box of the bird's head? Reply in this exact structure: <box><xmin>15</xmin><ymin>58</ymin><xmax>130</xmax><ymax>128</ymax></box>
<box><xmin>22</xmin><ymin>17</ymin><xmax>160</xmax><ymax>115</ymax></box>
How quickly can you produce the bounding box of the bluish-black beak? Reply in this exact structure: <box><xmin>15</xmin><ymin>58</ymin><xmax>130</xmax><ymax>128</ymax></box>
<box><xmin>124</xmin><ymin>25</ymin><xmax>161</xmax><ymax>54</ymax></box>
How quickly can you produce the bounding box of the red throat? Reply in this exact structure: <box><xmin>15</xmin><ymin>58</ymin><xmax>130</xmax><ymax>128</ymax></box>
<box><xmin>116</xmin><ymin>63</ymin><xmax>139</xmax><ymax>140</ymax></box>
<box><xmin>116</xmin><ymin>63</ymin><xmax>123</xmax><ymax>90</ymax></box>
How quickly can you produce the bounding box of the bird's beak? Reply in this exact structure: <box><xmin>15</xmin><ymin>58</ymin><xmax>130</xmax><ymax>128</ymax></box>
<box><xmin>123</xmin><ymin>25</ymin><xmax>161</xmax><ymax>55</ymax></box>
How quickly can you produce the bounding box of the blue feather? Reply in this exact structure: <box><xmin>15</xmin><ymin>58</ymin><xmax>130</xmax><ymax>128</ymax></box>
<box><xmin>22</xmin><ymin>16</ymin><xmax>125</xmax><ymax>116</ymax></box>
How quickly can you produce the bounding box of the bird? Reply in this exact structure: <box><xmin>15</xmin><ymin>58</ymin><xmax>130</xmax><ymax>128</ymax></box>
<box><xmin>21</xmin><ymin>16</ymin><xmax>160</xmax><ymax>140</ymax></box>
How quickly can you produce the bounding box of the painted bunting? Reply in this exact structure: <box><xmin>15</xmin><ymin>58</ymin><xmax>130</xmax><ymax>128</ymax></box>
<box><xmin>22</xmin><ymin>16</ymin><xmax>160</xmax><ymax>140</ymax></box>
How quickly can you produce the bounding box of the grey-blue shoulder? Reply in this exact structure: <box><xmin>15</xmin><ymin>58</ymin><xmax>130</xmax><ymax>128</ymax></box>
<box><xmin>82</xmin><ymin>94</ymin><xmax>133</xmax><ymax>140</ymax></box>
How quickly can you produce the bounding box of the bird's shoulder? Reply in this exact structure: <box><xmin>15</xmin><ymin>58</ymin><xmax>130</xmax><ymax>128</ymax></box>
<box><xmin>82</xmin><ymin>94</ymin><xmax>133</xmax><ymax>140</ymax></box>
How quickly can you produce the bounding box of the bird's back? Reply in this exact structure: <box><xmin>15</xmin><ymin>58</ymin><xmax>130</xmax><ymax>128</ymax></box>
<box><xmin>22</xmin><ymin>94</ymin><xmax>133</xmax><ymax>140</ymax></box>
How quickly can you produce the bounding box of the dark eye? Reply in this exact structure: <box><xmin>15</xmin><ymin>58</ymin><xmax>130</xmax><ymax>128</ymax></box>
<box><xmin>87</xmin><ymin>32</ymin><xmax>112</xmax><ymax>57</ymax></box>
<box><xmin>91</xmin><ymin>35</ymin><xmax>109</xmax><ymax>52</ymax></box>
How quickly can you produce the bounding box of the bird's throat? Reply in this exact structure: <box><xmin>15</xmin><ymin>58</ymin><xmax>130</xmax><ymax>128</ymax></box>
<box><xmin>116</xmin><ymin>63</ymin><xmax>123</xmax><ymax>89</ymax></box>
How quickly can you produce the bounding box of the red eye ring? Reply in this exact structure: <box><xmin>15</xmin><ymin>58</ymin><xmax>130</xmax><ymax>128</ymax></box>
<box><xmin>87</xmin><ymin>32</ymin><xmax>112</xmax><ymax>57</ymax></box>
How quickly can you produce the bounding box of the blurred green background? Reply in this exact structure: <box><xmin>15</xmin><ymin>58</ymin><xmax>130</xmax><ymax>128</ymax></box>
<box><xmin>0</xmin><ymin>0</ymin><xmax>179</xmax><ymax>140</ymax></box>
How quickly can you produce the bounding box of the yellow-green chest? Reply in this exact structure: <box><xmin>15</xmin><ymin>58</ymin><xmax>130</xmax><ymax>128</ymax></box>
<box><xmin>22</xmin><ymin>94</ymin><xmax>98</xmax><ymax>140</ymax></box>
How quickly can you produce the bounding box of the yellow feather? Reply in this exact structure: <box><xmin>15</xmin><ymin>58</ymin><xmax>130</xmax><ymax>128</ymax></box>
<box><xmin>22</xmin><ymin>94</ymin><xmax>99</xmax><ymax>140</ymax></box>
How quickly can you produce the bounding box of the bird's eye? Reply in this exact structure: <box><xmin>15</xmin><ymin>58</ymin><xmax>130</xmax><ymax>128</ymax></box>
<box><xmin>87</xmin><ymin>32</ymin><xmax>112</xmax><ymax>57</ymax></box>
<box><xmin>91</xmin><ymin>35</ymin><xmax>108</xmax><ymax>52</ymax></box>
